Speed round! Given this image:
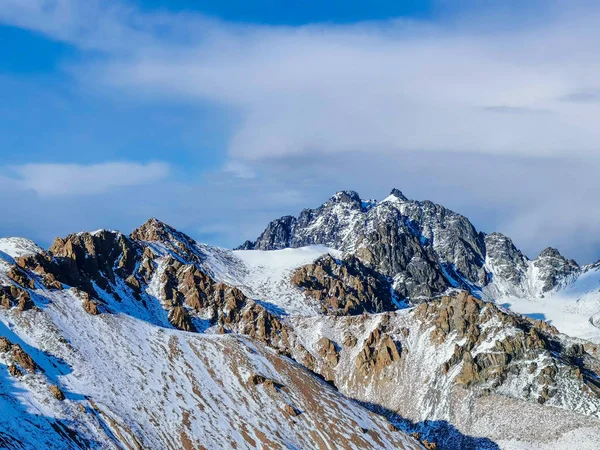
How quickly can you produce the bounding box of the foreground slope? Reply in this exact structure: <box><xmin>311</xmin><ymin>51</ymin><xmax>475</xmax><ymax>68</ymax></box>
<box><xmin>0</xmin><ymin>236</ymin><xmax>423</xmax><ymax>449</ymax></box>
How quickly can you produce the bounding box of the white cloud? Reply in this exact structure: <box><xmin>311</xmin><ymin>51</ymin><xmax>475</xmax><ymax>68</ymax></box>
<box><xmin>4</xmin><ymin>0</ymin><xmax>599</xmax><ymax>160</ymax></box>
<box><xmin>11</xmin><ymin>162</ymin><xmax>170</xmax><ymax>196</ymax></box>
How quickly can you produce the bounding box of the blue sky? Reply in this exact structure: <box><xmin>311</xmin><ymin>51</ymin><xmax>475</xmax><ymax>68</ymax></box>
<box><xmin>1</xmin><ymin>0</ymin><xmax>600</xmax><ymax>262</ymax></box>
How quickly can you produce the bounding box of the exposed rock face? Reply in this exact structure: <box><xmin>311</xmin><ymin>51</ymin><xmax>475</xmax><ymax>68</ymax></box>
<box><xmin>1</xmin><ymin>339</ymin><xmax>38</xmax><ymax>374</ymax></box>
<box><xmin>484</xmin><ymin>232</ymin><xmax>529</xmax><ymax>287</ymax></box>
<box><xmin>7</xmin><ymin>266</ymin><xmax>35</xmax><ymax>289</ymax></box>
<box><xmin>413</xmin><ymin>292</ymin><xmax>596</xmax><ymax>404</ymax></box>
<box><xmin>241</xmin><ymin>189</ymin><xmax>489</xmax><ymax>300</ymax></box>
<box><xmin>241</xmin><ymin>188</ymin><xmax>598</xmax><ymax>301</ymax></box>
<box><xmin>131</xmin><ymin>218</ymin><xmax>207</xmax><ymax>265</ymax></box>
<box><xmin>533</xmin><ymin>247</ymin><xmax>580</xmax><ymax>293</ymax></box>
<box><xmin>291</xmin><ymin>254</ymin><xmax>398</xmax><ymax>315</ymax></box>
<box><xmin>0</xmin><ymin>284</ymin><xmax>33</xmax><ymax>311</ymax></box>
<box><xmin>48</xmin><ymin>230</ymin><xmax>139</xmax><ymax>298</ymax></box>
<box><xmin>8</xmin><ymin>363</ymin><xmax>23</xmax><ymax>377</ymax></box>
<box><xmin>49</xmin><ymin>385</ymin><xmax>65</xmax><ymax>401</ymax></box>
<box><xmin>355</xmin><ymin>321</ymin><xmax>402</xmax><ymax>376</ymax></box>
<box><xmin>316</xmin><ymin>337</ymin><xmax>340</xmax><ymax>368</ymax></box>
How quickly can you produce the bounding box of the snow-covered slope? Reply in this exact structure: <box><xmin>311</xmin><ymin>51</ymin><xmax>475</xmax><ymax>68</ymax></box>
<box><xmin>0</xmin><ymin>242</ymin><xmax>422</xmax><ymax>449</ymax></box>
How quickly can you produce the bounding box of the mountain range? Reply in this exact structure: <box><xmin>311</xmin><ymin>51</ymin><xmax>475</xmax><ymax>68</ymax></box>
<box><xmin>1</xmin><ymin>189</ymin><xmax>600</xmax><ymax>449</ymax></box>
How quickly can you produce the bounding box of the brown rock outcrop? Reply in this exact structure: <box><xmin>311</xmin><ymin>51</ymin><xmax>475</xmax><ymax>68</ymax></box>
<box><xmin>291</xmin><ymin>254</ymin><xmax>398</xmax><ymax>315</ymax></box>
<box><xmin>7</xmin><ymin>266</ymin><xmax>35</xmax><ymax>289</ymax></box>
<box><xmin>0</xmin><ymin>285</ymin><xmax>33</xmax><ymax>311</ymax></box>
<box><xmin>8</xmin><ymin>364</ymin><xmax>22</xmax><ymax>377</ymax></box>
<box><xmin>316</xmin><ymin>337</ymin><xmax>340</xmax><ymax>367</ymax></box>
<box><xmin>356</xmin><ymin>323</ymin><xmax>402</xmax><ymax>376</ymax></box>
<box><xmin>49</xmin><ymin>385</ymin><xmax>65</xmax><ymax>401</ymax></box>
<box><xmin>415</xmin><ymin>291</ymin><xmax>595</xmax><ymax>400</ymax></box>
<box><xmin>11</xmin><ymin>344</ymin><xmax>36</xmax><ymax>373</ymax></box>
<box><xmin>169</xmin><ymin>306</ymin><xmax>196</xmax><ymax>332</ymax></box>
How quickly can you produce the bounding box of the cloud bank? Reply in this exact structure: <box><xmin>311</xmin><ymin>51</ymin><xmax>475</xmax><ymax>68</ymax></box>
<box><xmin>9</xmin><ymin>162</ymin><xmax>170</xmax><ymax>196</ymax></box>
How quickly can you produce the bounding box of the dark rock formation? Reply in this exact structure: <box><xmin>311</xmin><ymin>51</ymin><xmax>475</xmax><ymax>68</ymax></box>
<box><xmin>291</xmin><ymin>254</ymin><xmax>397</xmax><ymax>315</ymax></box>
<box><xmin>241</xmin><ymin>189</ymin><xmax>489</xmax><ymax>300</ymax></box>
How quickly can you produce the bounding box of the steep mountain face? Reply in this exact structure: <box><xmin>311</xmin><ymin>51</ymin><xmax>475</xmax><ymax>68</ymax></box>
<box><xmin>241</xmin><ymin>189</ymin><xmax>490</xmax><ymax>300</ymax></box>
<box><xmin>289</xmin><ymin>292</ymin><xmax>600</xmax><ymax>449</ymax></box>
<box><xmin>290</xmin><ymin>254</ymin><xmax>400</xmax><ymax>315</ymax></box>
<box><xmin>241</xmin><ymin>189</ymin><xmax>596</xmax><ymax>306</ymax></box>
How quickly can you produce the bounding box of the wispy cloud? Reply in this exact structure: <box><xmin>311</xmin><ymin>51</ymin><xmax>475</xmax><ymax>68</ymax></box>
<box><xmin>9</xmin><ymin>162</ymin><xmax>170</xmax><ymax>196</ymax></box>
<box><xmin>4</xmin><ymin>0</ymin><xmax>600</xmax><ymax>161</ymax></box>
<box><xmin>560</xmin><ymin>88</ymin><xmax>600</xmax><ymax>103</ymax></box>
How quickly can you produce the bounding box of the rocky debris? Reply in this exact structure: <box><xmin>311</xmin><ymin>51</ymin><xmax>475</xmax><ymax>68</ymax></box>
<box><xmin>343</xmin><ymin>333</ymin><xmax>357</xmax><ymax>348</ymax></box>
<box><xmin>423</xmin><ymin>440</ymin><xmax>438</xmax><ymax>450</ymax></box>
<box><xmin>0</xmin><ymin>285</ymin><xmax>33</xmax><ymax>311</ymax></box>
<box><xmin>83</xmin><ymin>299</ymin><xmax>100</xmax><ymax>315</ymax></box>
<box><xmin>291</xmin><ymin>254</ymin><xmax>398</xmax><ymax>315</ymax></box>
<box><xmin>533</xmin><ymin>247</ymin><xmax>580</xmax><ymax>293</ymax></box>
<box><xmin>283</xmin><ymin>404</ymin><xmax>300</xmax><ymax>417</ymax></box>
<box><xmin>7</xmin><ymin>266</ymin><xmax>35</xmax><ymax>289</ymax></box>
<box><xmin>1</xmin><ymin>338</ymin><xmax>37</xmax><ymax>373</ymax></box>
<box><xmin>7</xmin><ymin>364</ymin><xmax>23</xmax><ymax>377</ymax></box>
<box><xmin>249</xmin><ymin>374</ymin><xmax>284</xmax><ymax>391</ymax></box>
<box><xmin>72</xmin><ymin>289</ymin><xmax>101</xmax><ymax>315</ymax></box>
<box><xmin>11</xmin><ymin>344</ymin><xmax>37</xmax><ymax>373</ymax></box>
<box><xmin>49</xmin><ymin>385</ymin><xmax>65</xmax><ymax>401</ymax></box>
<box><xmin>168</xmin><ymin>306</ymin><xmax>196</xmax><ymax>332</ymax></box>
<box><xmin>0</xmin><ymin>337</ymin><xmax>11</xmax><ymax>353</ymax></box>
<box><xmin>356</xmin><ymin>321</ymin><xmax>402</xmax><ymax>376</ymax></box>
<box><xmin>316</xmin><ymin>337</ymin><xmax>340</xmax><ymax>367</ymax></box>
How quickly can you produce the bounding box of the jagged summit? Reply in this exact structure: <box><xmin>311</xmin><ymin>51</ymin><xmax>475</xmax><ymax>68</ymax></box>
<box><xmin>240</xmin><ymin>188</ymin><xmax>595</xmax><ymax>302</ymax></box>
<box><xmin>326</xmin><ymin>190</ymin><xmax>362</xmax><ymax>206</ymax></box>
<box><xmin>131</xmin><ymin>217</ymin><xmax>178</xmax><ymax>241</ymax></box>
<box><xmin>388</xmin><ymin>188</ymin><xmax>408</xmax><ymax>201</ymax></box>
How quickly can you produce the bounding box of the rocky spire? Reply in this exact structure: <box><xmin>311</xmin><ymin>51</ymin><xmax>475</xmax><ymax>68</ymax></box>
<box><xmin>389</xmin><ymin>188</ymin><xmax>408</xmax><ymax>201</ymax></box>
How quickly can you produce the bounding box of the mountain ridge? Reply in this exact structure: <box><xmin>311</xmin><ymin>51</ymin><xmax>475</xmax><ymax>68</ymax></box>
<box><xmin>2</xmin><ymin>190</ymin><xmax>600</xmax><ymax>449</ymax></box>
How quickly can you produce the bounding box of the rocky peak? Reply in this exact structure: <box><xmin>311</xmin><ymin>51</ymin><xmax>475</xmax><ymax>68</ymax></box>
<box><xmin>326</xmin><ymin>190</ymin><xmax>362</xmax><ymax>208</ymax></box>
<box><xmin>131</xmin><ymin>218</ymin><xmax>176</xmax><ymax>242</ymax></box>
<box><xmin>131</xmin><ymin>218</ymin><xmax>206</xmax><ymax>264</ymax></box>
<box><xmin>484</xmin><ymin>232</ymin><xmax>529</xmax><ymax>288</ymax></box>
<box><xmin>241</xmin><ymin>215</ymin><xmax>297</xmax><ymax>251</ymax></box>
<box><xmin>48</xmin><ymin>230</ymin><xmax>139</xmax><ymax>295</ymax></box>
<box><xmin>388</xmin><ymin>188</ymin><xmax>408</xmax><ymax>201</ymax></box>
<box><xmin>242</xmin><ymin>188</ymin><xmax>491</xmax><ymax>300</ymax></box>
<box><xmin>533</xmin><ymin>247</ymin><xmax>579</xmax><ymax>293</ymax></box>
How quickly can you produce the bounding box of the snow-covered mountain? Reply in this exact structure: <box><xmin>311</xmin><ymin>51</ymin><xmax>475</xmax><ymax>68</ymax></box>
<box><xmin>242</xmin><ymin>189</ymin><xmax>600</xmax><ymax>343</ymax></box>
<box><xmin>3</xmin><ymin>190</ymin><xmax>600</xmax><ymax>449</ymax></box>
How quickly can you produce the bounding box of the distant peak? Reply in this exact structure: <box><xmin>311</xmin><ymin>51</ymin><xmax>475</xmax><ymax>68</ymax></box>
<box><xmin>328</xmin><ymin>190</ymin><xmax>362</xmax><ymax>206</ymax></box>
<box><xmin>131</xmin><ymin>217</ymin><xmax>177</xmax><ymax>242</ymax></box>
<box><xmin>389</xmin><ymin>188</ymin><xmax>408</xmax><ymax>201</ymax></box>
<box><xmin>538</xmin><ymin>247</ymin><xmax>563</xmax><ymax>259</ymax></box>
